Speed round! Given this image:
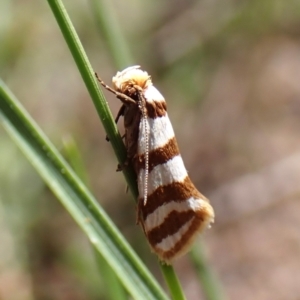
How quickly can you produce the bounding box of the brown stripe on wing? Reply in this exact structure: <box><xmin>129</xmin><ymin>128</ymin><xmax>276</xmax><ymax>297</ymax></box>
<box><xmin>155</xmin><ymin>207</ymin><xmax>211</xmax><ymax>262</ymax></box>
<box><xmin>138</xmin><ymin>176</ymin><xmax>204</xmax><ymax>220</ymax></box>
<box><xmin>146</xmin><ymin>210</ymin><xmax>194</xmax><ymax>245</ymax></box>
<box><xmin>135</xmin><ymin>137</ymin><xmax>180</xmax><ymax>173</ymax></box>
<box><xmin>145</xmin><ymin>100</ymin><xmax>167</xmax><ymax>119</ymax></box>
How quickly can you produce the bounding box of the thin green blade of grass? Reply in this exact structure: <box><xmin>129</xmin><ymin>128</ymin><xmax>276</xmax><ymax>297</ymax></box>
<box><xmin>191</xmin><ymin>243</ymin><xmax>226</xmax><ymax>300</ymax></box>
<box><xmin>46</xmin><ymin>0</ymin><xmax>138</xmax><ymax>201</ymax></box>
<box><xmin>62</xmin><ymin>135</ymin><xmax>91</xmax><ymax>188</ymax></box>
<box><xmin>0</xmin><ymin>80</ymin><xmax>169</xmax><ymax>300</ymax></box>
<box><xmin>93</xmin><ymin>246</ymin><xmax>128</xmax><ymax>300</ymax></box>
<box><xmin>89</xmin><ymin>0</ymin><xmax>133</xmax><ymax>69</ymax></box>
<box><xmin>46</xmin><ymin>1</ymin><xmax>186</xmax><ymax>298</ymax></box>
<box><xmin>47</xmin><ymin>0</ymin><xmax>186</xmax><ymax>298</ymax></box>
<box><xmin>161</xmin><ymin>265</ymin><xmax>186</xmax><ymax>300</ymax></box>
<box><xmin>62</xmin><ymin>136</ymin><xmax>127</xmax><ymax>300</ymax></box>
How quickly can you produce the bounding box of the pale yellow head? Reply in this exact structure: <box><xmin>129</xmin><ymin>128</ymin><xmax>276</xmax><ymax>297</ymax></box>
<box><xmin>112</xmin><ymin>66</ymin><xmax>152</xmax><ymax>95</ymax></box>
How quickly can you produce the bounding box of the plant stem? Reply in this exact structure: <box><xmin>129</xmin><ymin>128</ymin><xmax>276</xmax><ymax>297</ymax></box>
<box><xmin>161</xmin><ymin>264</ymin><xmax>186</xmax><ymax>300</ymax></box>
<box><xmin>47</xmin><ymin>0</ymin><xmax>186</xmax><ymax>298</ymax></box>
<box><xmin>191</xmin><ymin>243</ymin><xmax>226</xmax><ymax>300</ymax></box>
<box><xmin>47</xmin><ymin>0</ymin><xmax>138</xmax><ymax>199</ymax></box>
<box><xmin>90</xmin><ymin>0</ymin><xmax>133</xmax><ymax>69</ymax></box>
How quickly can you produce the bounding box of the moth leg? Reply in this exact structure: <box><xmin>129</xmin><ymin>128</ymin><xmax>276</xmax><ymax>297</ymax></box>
<box><xmin>135</xmin><ymin>204</ymin><xmax>146</xmax><ymax>236</ymax></box>
<box><xmin>106</xmin><ymin>104</ymin><xmax>126</xmax><ymax>141</ymax></box>
<box><xmin>116</xmin><ymin>157</ymin><xmax>130</xmax><ymax>172</ymax></box>
<box><xmin>136</xmin><ymin>205</ymin><xmax>142</xmax><ymax>225</ymax></box>
<box><xmin>95</xmin><ymin>72</ymin><xmax>136</xmax><ymax>105</ymax></box>
<box><xmin>116</xmin><ymin>163</ymin><xmax>123</xmax><ymax>172</ymax></box>
<box><xmin>115</xmin><ymin>104</ymin><xmax>126</xmax><ymax>124</ymax></box>
<box><xmin>135</xmin><ymin>207</ymin><xmax>140</xmax><ymax>225</ymax></box>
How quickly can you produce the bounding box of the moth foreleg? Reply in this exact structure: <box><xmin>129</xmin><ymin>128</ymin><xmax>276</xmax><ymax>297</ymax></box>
<box><xmin>115</xmin><ymin>104</ymin><xmax>126</xmax><ymax>124</ymax></box>
<box><xmin>106</xmin><ymin>105</ymin><xmax>126</xmax><ymax>141</ymax></box>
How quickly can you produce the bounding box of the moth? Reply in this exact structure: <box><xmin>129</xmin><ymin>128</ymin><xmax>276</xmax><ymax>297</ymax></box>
<box><xmin>96</xmin><ymin>66</ymin><xmax>214</xmax><ymax>264</ymax></box>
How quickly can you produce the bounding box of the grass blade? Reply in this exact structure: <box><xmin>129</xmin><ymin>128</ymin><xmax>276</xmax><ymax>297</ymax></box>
<box><xmin>46</xmin><ymin>0</ymin><xmax>138</xmax><ymax>200</ymax></box>
<box><xmin>62</xmin><ymin>135</ymin><xmax>128</xmax><ymax>300</ymax></box>
<box><xmin>161</xmin><ymin>265</ymin><xmax>186</xmax><ymax>300</ymax></box>
<box><xmin>191</xmin><ymin>243</ymin><xmax>226</xmax><ymax>300</ymax></box>
<box><xmin>90</xmin><ymin>0</ymin><xmax>133</xmax><ymax>68</ymax></box>
<box><xmin>0</xmin><ymin>80</ymin><xmax>169</xmax><ymax>300</ymax></box>
<box><xmin>47</xmin><ymin>0</ymin><xmax>186</xmax><ymax>298</ymax></box>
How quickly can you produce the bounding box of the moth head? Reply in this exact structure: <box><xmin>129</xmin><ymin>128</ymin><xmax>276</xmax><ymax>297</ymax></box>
<box><xmin>112</xmin><ymin>65</ymin><xmax>152</xmax><ymax>96</ymax></box>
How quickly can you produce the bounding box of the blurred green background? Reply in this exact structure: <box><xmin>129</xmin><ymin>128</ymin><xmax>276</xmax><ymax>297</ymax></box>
<box><xmin>1</xmin><ymin>0</ymin><xmax>300</xmax><ymax>299</ymax></box>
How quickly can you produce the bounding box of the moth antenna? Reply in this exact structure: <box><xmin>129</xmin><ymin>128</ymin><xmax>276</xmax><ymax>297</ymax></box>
<box><xmin>138</xmin><ymin>93</ymin><xmax>149</xmax><ymax>206</ymax></box>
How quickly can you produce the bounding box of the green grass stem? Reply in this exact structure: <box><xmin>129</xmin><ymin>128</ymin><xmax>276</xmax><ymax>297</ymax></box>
<box><xmin>0</xmin><ymin>79</ymin><xmax>168</xmax><ymax>300</ymax></box>
<box><xmin>46</xmin><ymin>0</ymin><xmax>186</xmax><ymax>298</ymax></box>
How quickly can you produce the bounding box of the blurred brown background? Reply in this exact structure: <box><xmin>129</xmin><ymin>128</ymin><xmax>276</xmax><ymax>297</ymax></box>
<box><xmin>1</xmin><ymin>0</ymin><xmax>300</xmax><ymax>299</ymax></box>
